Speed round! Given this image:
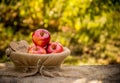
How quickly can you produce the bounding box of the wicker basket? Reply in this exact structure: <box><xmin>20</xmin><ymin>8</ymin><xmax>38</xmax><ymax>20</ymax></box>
<box><xmin>8</xmin><ymin>47</ymin><xmax>70</xmax><ymax>68</ymax></box>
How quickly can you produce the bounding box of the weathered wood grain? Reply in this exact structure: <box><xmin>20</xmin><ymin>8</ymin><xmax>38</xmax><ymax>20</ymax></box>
<box><xmin>0</xmin><ymin>64</ymin><xmax>120</xmax><ymax>83</ymax></box>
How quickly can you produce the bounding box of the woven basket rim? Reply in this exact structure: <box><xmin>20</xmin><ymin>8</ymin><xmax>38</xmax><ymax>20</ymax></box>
<box><xmin>11</xmin><ymin>47</ymin><xmax>70</xmax><ymax>57</ymax></box>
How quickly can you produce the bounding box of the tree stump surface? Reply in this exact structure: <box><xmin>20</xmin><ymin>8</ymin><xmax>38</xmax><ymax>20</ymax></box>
<box><xmin>0</xmin><ymin>63</ymin><xmax>120</xmax><ymax>83</ymax></box>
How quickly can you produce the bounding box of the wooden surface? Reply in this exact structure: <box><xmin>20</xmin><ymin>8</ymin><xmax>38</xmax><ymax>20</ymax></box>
<box><xmin>0</xmin><ymin>64</ymin><xmax>120</xmax><ymax>83</ymax></box>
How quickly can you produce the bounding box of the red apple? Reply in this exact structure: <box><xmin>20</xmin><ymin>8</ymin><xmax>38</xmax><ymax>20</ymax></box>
<box><xmin>32</xmin><ymin>29</ymin><xmax>50</xmax><ymax>47</ymax></box>
<box><xmin>28</xmin><ymin>45</ymin><xmax>46</xmax><ymax>54</ymax></box>
<box><xmin>47</xmin><ymin>42</ymin><xmax>63</xmax><ymax>53</ymax></box>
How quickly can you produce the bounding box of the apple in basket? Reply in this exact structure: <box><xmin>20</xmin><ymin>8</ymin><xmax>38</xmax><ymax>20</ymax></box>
<box><xmin>32</xmin><ymin>29</ymin><xmax>50</xmax><ymax>47</ymax></box>
<box><xmin>29</xmin><ymin>29</ymin><xmax>64</xmax><ymax>54</ymax></box>
<box><xmin>46</xmin><ymin>42</ymin><xmax>63</xmax><ymax>53</ymax></box>
<box><xmin>28</xmin><ymin>45</ymin><xmax>46</xmax><ymax>54</ymax></box>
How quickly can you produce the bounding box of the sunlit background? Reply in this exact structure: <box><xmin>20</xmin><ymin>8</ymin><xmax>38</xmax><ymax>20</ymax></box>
<box><xmin>0</xmin><ymin>0</ymin><xmax>120</xmax><ymax>65</ymax></box>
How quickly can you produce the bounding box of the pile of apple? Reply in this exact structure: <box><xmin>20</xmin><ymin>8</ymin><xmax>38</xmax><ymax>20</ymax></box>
<box><xmin>28</xmin><ymin>29</ymin><xmax>64</xmax><ymax>54</ymax></box>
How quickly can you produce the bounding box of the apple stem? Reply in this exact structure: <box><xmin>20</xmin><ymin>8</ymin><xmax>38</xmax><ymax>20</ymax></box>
<box><xmin>52</xmin><ymin>45</ymin><xmax>56</xmax><ymax>50</ymax></box>
<box><xmin>40</xmin><ymin>32</ymin><xmax>44</xmax><ymax>36</ymax></box>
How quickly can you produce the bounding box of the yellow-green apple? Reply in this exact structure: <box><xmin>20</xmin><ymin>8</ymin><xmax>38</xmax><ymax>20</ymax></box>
<box><xmin>28</xmin><ymin>45</ymin><xmax>46</xmax><ymax>54</ymax></box>
<box><xmin>32</xmin><ymin>29</ymin><xmax>50</xmax><ymax>47</ymax></box>
<box><xmin>46</xmin><ymin>42</ymin><xmax>63</xmax><ymax>53</ymax></box>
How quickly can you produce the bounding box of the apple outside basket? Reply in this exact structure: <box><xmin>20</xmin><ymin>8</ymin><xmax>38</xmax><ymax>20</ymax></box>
<box><xmin>7</xmin><ymin>47</ymin><xmax>70</xmax><ymax>70</ymax></box>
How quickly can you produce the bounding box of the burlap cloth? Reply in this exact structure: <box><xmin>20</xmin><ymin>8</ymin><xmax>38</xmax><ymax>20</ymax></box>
<box><xmin>0</xmin><ymin>47</ymin><xmax>82</xmax><ymax>78</ymax></box>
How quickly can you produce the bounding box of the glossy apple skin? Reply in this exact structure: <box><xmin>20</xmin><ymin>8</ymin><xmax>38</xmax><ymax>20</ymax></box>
<box><xmin>28</xmin><ymin>45</ymin><xmax>46</xmax><ymax>54</ymax></box>
<box><xmin>32</xmin><ymin>29</ymin><xmax>50</xmax><ymax>47</ymax></box>
<box><xmin>46</xmin><ymin>42</ymin><xmax>63</xmax><ymax>53</ymax></box>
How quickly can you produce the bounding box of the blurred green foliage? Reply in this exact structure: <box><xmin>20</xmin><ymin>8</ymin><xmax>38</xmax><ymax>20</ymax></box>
<box><xmin>0</xmin><ymin>0</ymin><xmax>120</xmax><ymax>65</ymax></box>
